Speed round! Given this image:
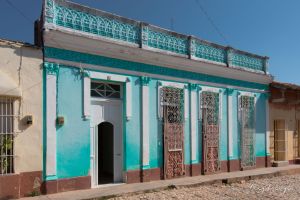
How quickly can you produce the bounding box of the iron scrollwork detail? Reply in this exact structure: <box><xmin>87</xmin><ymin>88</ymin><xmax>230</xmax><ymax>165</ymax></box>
<box><xmin>160</xmin><ymin>87</ymin><xmax>185</xmax><ymax>179</ymax></box>
<box><xmin>239</xmin><ymin>95</ymin><xmax>256</xmax><ymax>169</ymax></box>
<box><xmin>201</xmin><ymin>91</ymin><xmax>220</xmax><ymax>174</ymax></box>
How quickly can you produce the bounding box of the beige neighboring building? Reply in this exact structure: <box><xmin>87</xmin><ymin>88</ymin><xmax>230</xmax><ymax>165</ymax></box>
<box><xmin>269</xmin><ymin>82</ymin><xmax>300</xmax><ymax>166</ymax></box>
<box><xmin>0</xmin><ymin>39</ymin><xmax>43</xmax><ymax>199</ymax></box>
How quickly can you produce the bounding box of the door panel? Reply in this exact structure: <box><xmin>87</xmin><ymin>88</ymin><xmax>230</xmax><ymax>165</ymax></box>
<box><xmin>201</xmin><ymin>91</ymin><xmax>220</xmax><ymax>174</ymax></box>
<box><xmin>161</xmin><ymin>87</ymin><xmax>185</xmax><ymax>179</ymax></box>
<box><xmin>90</xmin><ymin>100</ymin><xmax>123</xmax><ymax>186</ymax></box>
<box><xmin>239</xmin><ymin>96</ymin><xmax>256</xmax><ymax>169</ymax></box>
<box><xmin>274</xmin><ymin>120</ymin><xmax>286</xmax><ymax>161</ymax></box>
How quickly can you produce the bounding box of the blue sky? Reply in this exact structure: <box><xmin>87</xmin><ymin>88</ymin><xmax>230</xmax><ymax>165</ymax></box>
<box><xmin>1</xmin><ymin>0</ymin><xmax>299</xmax><ymax>84</ymax></box>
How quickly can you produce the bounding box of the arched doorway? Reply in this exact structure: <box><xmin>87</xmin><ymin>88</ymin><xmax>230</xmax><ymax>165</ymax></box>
<box><xmin>90</xmin><ymin>95</ymin><xmax>123</xmax><ymax>187</ymax></box>
<box><xmin>98</xmin><ymin>122</ymin><xmax>114</xmax><ymax>184</ymax></box>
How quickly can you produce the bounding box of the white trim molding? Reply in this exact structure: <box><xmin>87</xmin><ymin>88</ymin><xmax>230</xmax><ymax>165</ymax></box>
<box><xmin>141</xmin><ymin>77</ymin><xmax>151</xmax><ymax>168</ymax></box>
<box><xmin>200</xmin><ymin>86</ymin><xmax>221</xmax><ymax>94</ymax></box>
<box><xmin>190</xmin><ymin>84</ymin><xmax>199</xmax><ymax>162</ymax></box>
<box><xmin>227</xmin><ymin>88</ymin><xmax>234</xmax><ymax>158</ymax></box>
<box><xmin>237</xmin><ymin>91</ymin><xmax>256</xmax><ymax>98</ymax></box>
<box><xmin>184</xmin><ymin>87</ymin><xmax>189</xmax><ymax>120</ymax></box>
<box><xmin>83</xmin><ymin>73</ymin><xmax>91</xmax><ymax>119</ymax></box>
<box><xmin>126</xmin><ymin>78</ymin><xmax>132</xmax><ymax>120</ymax></box>
<box><xmin>89</xmin><ymin>71</ymin><xmax>132</xmax><ymax>120</ymax></box>
<box><xmin>44</xmin><ymin>62</ymin><xmax>59</xmax><ymax>177</ymax></box>
<box><xmin>90</xmin><ymin>71</ymin><xmax>128</xmax><ymax>82</ymax></box>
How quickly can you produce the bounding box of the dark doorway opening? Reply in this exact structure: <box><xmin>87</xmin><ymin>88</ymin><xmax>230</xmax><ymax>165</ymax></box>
<box><xmin>98</xmin><ymin>122</ymin><xmax>114</xmax><ymax>184</ymax></box>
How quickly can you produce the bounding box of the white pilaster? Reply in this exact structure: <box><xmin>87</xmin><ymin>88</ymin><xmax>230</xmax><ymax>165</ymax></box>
<box><xmin>157</xmin><ymin>83</ymin><xmax>163</xmax><ymax>120</ymax></box>
<box><xmin>227</xmin><ymin>89</ymin><xmax>234</xmax><ymax>158</ymax></box>
<box><xmin>83</xmin><ymin>75</ymin><xmax>91</xmax><ymax>119</ymax></box>
<box><xmin>184</xmin><ymin>87</ymin><xmax>189</xmax><ymax>120</ymax></box>
<box><xmin>44</xmin><ymin>62</ymin><xmax>58</xmax><ymax>177</ymax></box>
<box><xmin>190</xmin><ymin>86</ymin><xmax>197</xmax><ymax>161</ymax></box>
<box><xmin>126</xmin><ymin>78</ymin><xmax>132</xmax><ymax>120</ymax></box>
<box><xmin>141</xmin><ymin>77</ymin><xmax>150</xmax><ymax>168</ymax></box>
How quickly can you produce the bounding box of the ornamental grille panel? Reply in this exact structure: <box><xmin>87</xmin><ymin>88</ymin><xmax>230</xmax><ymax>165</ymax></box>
<box><xmin>160</xmin><ymin>87</ymin><xmax>185</xmax><ymax>179</ymax></box>
<box><xmin>0</xmin><ymin>97</ymin><xmax>15</xmax><ymax>174</ymax></box>
<box><xmin>232</xmin><ymin>53</ymin><xmax>264</xmax><ymax>71</ymax></box>
<box><xmin>195</xmin><ymin>43</ymin><xmax>226</xmax><ymax>63</ymax></box>
<box><xmin>147</xmin><ymin>30</ymin><xmax>188</xmax><ymax>55</ymax></box>
<box><xmin>201</xmin><ymin>91</ymin><xmax>220</xmax><ymax>174</ymax></box>
<box><xmin>91</xmin><ymin>82</ymin><xmax>121</xmax><ymax>99</ymax></box>
<box><xmin>44</xmin><ymin>0</ymin><xmax>267</xmax><ymax>73</ymax></box>
<box><xmin>46</xmin><ymin>0</ymin><xmax>140</xmax><ymax>44</ymax></box>
<box><xmin>239</xmin><ymin>95</ymin><xmax>256</xmax><ymax>168</ymax></box>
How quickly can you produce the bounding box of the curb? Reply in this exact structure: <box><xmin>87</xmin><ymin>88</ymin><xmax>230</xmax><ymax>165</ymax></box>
<box><xmin>85</xmin><ymin>167</ymin><xmax>300</xmax><ymax>200</ymax></box>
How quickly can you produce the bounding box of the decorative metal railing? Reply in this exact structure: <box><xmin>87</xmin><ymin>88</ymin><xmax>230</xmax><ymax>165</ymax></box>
<box><xmin>44</xmin><ymin>0</ymin><xmax>269</xmax><ymax>74</ymax></box>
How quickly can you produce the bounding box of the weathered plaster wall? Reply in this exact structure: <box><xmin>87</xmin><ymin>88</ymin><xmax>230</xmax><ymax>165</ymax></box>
<box><xmin>0</xmin><ymin>40</ymin><xmax>43</xmax><ymax>173</ymax></box>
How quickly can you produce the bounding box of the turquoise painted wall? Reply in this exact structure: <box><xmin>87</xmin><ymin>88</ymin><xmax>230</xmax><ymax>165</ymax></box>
<box><xmin>124</xmin><ymin>76</ymin><xmax>141</xmax><ymax>171</ymax></box>
<box><xmin>148</xmin><ymin>79</ymin><xmax>163</xmax><ymax>169</ymax></box>
<box><xmin>255</xmin><ymin>94</ymin><xmax>267</xmax><ymax>157</ymax></box>
<box><xmin>220</xmin><ymin>89</ymin><xmax>228</xmax><ymax>161</ymax></box>
<box><xmin>56</xmin><ymin>66</ymin><xmax>90</xmax><ymax>179</ymax></box>
<box><xmin>43</xmin><ymin>47</ymin><xmax>268</xmax><ymax>179</ymax></box>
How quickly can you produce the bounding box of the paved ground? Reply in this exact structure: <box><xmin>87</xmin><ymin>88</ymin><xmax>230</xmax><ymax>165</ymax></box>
<box><xmin>21</xmin><ymin>165</ymin><xmax>300</xmax><ymax>200</ymax></box>
<box><xmin>114</xmin><ymin>174</ymin><xmax>300</xmax><ymax>200</ymax></box>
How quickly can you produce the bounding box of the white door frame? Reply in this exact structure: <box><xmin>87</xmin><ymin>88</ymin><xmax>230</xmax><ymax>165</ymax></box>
<box><xmin>90</xmin><ymin>97</ymin><xmax>123</xmax><ymax>187</ymax></box>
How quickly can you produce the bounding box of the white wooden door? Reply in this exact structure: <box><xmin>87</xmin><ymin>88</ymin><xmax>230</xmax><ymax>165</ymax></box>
<box><xmin>90</xmin><ymin>99</ymin><xmax>123</xmax><ymax>186</ymax></box>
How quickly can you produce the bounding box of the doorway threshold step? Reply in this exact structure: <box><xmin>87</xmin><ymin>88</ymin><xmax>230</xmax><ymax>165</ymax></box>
<box><xmin>272</xmin><ymin>161</ymin><xmax>289</xmax><ymax>167</ymax></box>
<box><xmin>295</xmin><ymin>158</ymin><xmax>300</xmax><ymax>164</ymax></box>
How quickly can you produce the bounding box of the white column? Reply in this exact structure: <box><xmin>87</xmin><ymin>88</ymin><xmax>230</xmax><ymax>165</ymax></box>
<box><xmin>190</xmin><ymin>86</ymin><xmax>197</xmax><ymax>162</ymax></box>
<box><xmin>83</xmin><ymin>75</ymin><xmax>90</xmax><ymax>119</ymax></box>
<box><xmin>227</xmin><ymin>89</ymin><xmax>234</xmax><ymax>158</ymax></box>
<box><xmin>45</xmin><ymin>62</ymin><xmax>58</xmax><ymax>177</ymax></box>
<box><xmin>141</xmin><ymin>77</ymin><xmax>150</xmax><ymax>168</ymax></box>
<box><xmin>157</xmin><ymin>83</ymin><xmax>163</xmax><ymax>120</ymax></box>
<box><xmin>126</xmin><ymin>78</ymin><xmax>132</xmax><ymax>121</ymax></box>
<box><xmin>265</xmin><ymin>96</ymin><xmax>270</xmax><ymax>155</ymax></box>
<box><xmin>184</xmin><ymin>87</ymin><xmax>189</xmax><ymax>120</ymax></box>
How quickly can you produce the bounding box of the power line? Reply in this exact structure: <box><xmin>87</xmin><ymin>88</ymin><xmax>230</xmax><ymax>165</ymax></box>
<box><xmin>4</xmin><ymin>0</ymin><xmax>67</xmax><ymax>50</ymax></box>
<box><xmin>194</xmin><ymin>0</ymin><xmax>229</xmax><ymax>45</ymax></box>
<box><xmin>5</xmin><ymin>0</ymin><xmax>33</xmax><ymax>25</ymax></box>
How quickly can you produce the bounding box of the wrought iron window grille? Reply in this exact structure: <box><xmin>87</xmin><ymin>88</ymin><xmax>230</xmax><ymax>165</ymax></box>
<box><xmin>0</xmin><ymin>97</ymin><xmax>18</xmax><ymax>175</ymax></box>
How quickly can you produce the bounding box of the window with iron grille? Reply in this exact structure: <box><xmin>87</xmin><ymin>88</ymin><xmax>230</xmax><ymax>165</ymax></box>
<box><xmin>91</xmin><ymin>81</ymin><xmax>122</xmax><ymax>99</ymax></box>
<box><xmin>0</xmin><ymin>97</ymin><xmax>15</xmax><ymax>174</ymax></box>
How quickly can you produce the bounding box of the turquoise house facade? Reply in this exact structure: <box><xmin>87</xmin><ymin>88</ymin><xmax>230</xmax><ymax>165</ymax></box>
<box><xmin>40</xmin><ymin>0</ymin><xmax>272</xmax><ymax>193</ymax></box>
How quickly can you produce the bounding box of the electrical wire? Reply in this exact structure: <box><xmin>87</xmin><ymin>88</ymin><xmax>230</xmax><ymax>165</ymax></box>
<box><xmin>194</xmin><ymin>0</ymin><xmax>229</xmax><ymax>45</ymax></box>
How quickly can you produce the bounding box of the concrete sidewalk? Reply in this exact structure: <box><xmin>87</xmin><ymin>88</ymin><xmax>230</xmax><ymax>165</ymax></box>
<box><xmin>21</xmin><ymin>165</ymin><xmax>300</xmax><ymax>200</ymax></box>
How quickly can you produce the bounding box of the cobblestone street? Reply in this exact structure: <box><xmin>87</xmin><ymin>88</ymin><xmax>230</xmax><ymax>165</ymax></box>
<box><xmin>113</xmin><ymin>174</ymin><xmax>300</xmax><ymax>200</ymax></box>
